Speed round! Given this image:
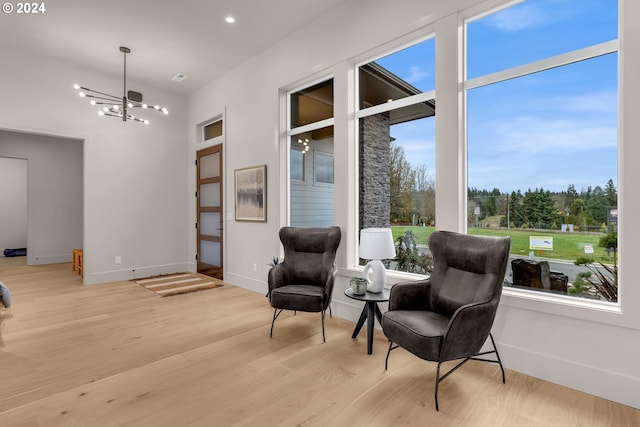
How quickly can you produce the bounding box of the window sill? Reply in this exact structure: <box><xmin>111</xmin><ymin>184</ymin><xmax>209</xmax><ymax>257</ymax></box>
<box><xmin>338</xmin><ymin>266</ymin><xmax>427</xmax><ymax>286</ymax></box>
<box><xmin>499</xmin><ymin>287</ymin><xmax>632</xmax><ymax>329</ymax></box>
<box><xmin>338</xmin><ymin>266</ymin><xmax>635</xmax><ymax>329</ymax></box>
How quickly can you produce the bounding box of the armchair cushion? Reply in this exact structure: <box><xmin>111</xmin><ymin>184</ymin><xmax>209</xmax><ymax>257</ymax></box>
<box><xmin>383</xmin><ymin>310</ymin><xmax>448</xmax><ymax>361</ymax></box>
<box><xmin>270</xmin><ymin>284</ymin><xmax>326</xmax><ymax>313</ymax></box>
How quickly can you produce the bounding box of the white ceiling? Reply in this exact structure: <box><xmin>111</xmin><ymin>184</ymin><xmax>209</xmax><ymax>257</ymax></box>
<box><xmin>0</xmin><ymin>0</ymin><xmax>349</xmax><ymax>95</ymax></box>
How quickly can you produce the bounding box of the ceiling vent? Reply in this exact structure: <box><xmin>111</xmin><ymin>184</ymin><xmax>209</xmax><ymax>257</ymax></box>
<box><xmin>172</xmin><ymin>73</ymin><xmax>187</xmax><ymax>82</ymax></box>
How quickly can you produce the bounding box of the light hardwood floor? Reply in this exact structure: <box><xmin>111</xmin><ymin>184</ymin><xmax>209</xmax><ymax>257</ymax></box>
<box><xmin>1</xmin><ymin>259</ymin><xmax>638</xmax><ymax>427</ymax></box>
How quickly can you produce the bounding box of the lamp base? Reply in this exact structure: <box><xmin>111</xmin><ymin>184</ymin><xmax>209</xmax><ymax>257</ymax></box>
<box><xmin>364</xmin><ymin>259</ymin><xmax>386</xmax><ymax>293</ymax></box>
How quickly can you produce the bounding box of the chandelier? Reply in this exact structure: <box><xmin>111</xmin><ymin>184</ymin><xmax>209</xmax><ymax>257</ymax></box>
<box><xmin>73</xmin><ymin>47</ymin><xmax>168</xmax><ymax>124</ymax></box>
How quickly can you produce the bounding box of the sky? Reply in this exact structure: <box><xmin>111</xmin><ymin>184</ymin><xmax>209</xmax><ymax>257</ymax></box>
<box><xmin>373</xmin><ymin>0</ymin><xmax>618</xmax><ymax>194</ymax></box>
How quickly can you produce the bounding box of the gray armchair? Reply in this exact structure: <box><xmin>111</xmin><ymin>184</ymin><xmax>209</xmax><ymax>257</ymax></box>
<box><xmin>268</xmin><ymin>226</ymin><xmax>341</xmax><ymax>342</ymax></box>
<box><xmin>382</xmin><ymin>230</ymin><xmax>511</xmax><ymax>410</ymax></box>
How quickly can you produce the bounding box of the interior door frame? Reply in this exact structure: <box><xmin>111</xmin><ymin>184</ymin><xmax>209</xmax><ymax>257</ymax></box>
<box><xmin>196</xmin><ymin>142</ymin><xmax>224</xmax><ymax>279</ymax></box>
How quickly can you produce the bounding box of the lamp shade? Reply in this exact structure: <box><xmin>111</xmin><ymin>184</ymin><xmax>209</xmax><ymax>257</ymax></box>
<box><xmin>359</xmin><ymin>228</ymin><xmax>396</xmax><ymax>260</ymax></box>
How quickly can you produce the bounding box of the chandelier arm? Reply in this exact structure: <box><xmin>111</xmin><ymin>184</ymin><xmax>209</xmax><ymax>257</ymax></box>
<box><xmin>79</xmin><ymin>87</ymin><xmax>120</xmax><ymax>100</ymax></box>
<box><xmin>129</xmin><ymin>104</ymin><xmax>165</xmax><ymax>111</ymax></box>
<box><xmin>84</xmin><ymin>95</ymin><xmax>122</xmax><ymax>103</ymax></box>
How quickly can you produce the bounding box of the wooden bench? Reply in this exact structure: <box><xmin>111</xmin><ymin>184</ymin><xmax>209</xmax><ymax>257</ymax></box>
<box><xmin>72</xmin><ymin>249</ymin><xmax>83</xmax><ymax>277</ymax></box>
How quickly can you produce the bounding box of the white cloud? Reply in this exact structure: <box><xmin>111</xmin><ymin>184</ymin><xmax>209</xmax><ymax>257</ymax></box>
<box><xmin>554</xmin><ymin>90</ymin><xmax>617</xmax><ymax>114</ymax></box>
<box><xmin>492</xmin><ymin>116</ymin><xmax>617</xmax><ymax>154</ymax></box>
<box><xmin>468</xmin><ymin>112</ymin><xmax>617</xmax><ymax>192</ymax></box>
<box><xmin>482</xmin><ymin>1</ymin><xmax>575</xmax><ymax>32</ymax></box>
<box><xmin>396</xmin><ymin>138</ymin><xmax>435</xmax><ymax>169</ymax></box>
<box><xmin>484</xmin><ymin>4</ymin><xmax>546</xmax><ymax>32</ymax></box>
<box><xmin>403</xmin><ymin>66</ymin><xmax>430</xmax><ymax>85</ymax></box>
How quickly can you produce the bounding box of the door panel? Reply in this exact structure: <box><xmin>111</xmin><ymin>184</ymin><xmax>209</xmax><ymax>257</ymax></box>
<box><xmin>200</xmin><ymin>212</ymin><xmax>221</xmax><ymax>236</ymax></box>
<box><xmin>197</xmin><ymin>144</ymin><xmax>223</xmax><ymax>279</ymax></box>
<box><xmin>199</xmin><ymin>182</ymin><xmax>220</xmax><ymax>207</ymax></box>
<box><xmin>200</xmin><ymin>240</ymin><xmax>221</xmax><ymax>267</ymax></box>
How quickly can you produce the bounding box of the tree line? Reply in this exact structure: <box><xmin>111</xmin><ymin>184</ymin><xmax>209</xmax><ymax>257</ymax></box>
<box><xmin>470</xmin><ymin>181</ymin><xmax>617</xmax><ymax>231</ymax></box>
<box><xmin>389</xmin><ymin>142</ymin><xmax>617</xmax><ymax>231</ymax></box>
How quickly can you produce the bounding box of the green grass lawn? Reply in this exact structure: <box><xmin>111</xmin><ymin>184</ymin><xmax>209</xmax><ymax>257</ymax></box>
<box><xmin>391</xmin><ymin>225</ymin><xmax>615</xmax><ymax>263</ymax></box>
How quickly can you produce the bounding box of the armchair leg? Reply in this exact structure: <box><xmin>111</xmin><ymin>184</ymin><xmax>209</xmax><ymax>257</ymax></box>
<box><xmin>321</xmin><ymin>310</ymin><xmax>326</xmax><ymax>343</ymax></box>
<box><xmin>470</xmin><ymin>332</ymin><xmax>506</xmax><ymax>383</ymax></box>
<box><xmin>385</xmin><ymin>341</ymin><xmax>398</xmax><ymax>370</ymax></box>
<box><xmin>432</xmin><ymin>333</ymin><xmax>506</xmax><ymax>410</ymax></box>
<box><xmin>270</xmin><ymin>309</ymin><xmax>283</xmax><ymax>338</ymax></box>
<box><xmin>435</xmin><ymin>362</ymin><xmax>441</xmax><ymax>411</ymax></box>
<box><xmin>490</xmin><ymin>332</ymin><xmax>506</xmax><ymax>383</ymax></box>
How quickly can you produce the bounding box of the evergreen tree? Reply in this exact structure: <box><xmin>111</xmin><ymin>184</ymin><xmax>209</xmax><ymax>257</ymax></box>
<box><xmin>565</xmin><ymin>184</ymin><xmax>578</xmax><ymax>210</ymax></box>
<box><xmin>521</xmin><ymin>188</ymin><xmax>557</xmax><ymax>228</ymax></box>
<box><xmin>605</xmin><ymin>179</ymin><xmax>617</xmax><ymax>207</ymax></box>
<box><xmin>507</xmin><ymin>190</ymin><xmax>524</xmax><ymax>226</ymax></box>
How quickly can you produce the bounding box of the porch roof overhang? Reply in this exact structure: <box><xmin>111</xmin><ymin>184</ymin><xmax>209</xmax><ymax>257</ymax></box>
<box><xmin>360</xmin><ymin>62</ymin><xmax>436</xmax><ymax>125</ymax></box>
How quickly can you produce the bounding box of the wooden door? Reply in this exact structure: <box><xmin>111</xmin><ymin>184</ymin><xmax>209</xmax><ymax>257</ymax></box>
<box><xmin>196</xmin><ymin>144</ymin><xmax>223</xmax><ymax>279</ymax></box>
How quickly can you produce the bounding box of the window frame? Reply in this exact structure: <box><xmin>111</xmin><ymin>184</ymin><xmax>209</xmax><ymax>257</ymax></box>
<box><xmin>354</xmin><ymin>33</ymin><xmax>437</xmax><ymax>274</ymax></box>
<box><xmin>201</xmin><ymin>117</ymin><xmax>224</xmax><ymax>144</ymax></box>
<box><xmin>285</xmin><ymin>75</ymin><xmax>335</xmax><ymax>226</ymax></box>
<box><xmin>461</xmin><ymin>1</ymin><xmax>621</xmax><ymax>313</ymax></box>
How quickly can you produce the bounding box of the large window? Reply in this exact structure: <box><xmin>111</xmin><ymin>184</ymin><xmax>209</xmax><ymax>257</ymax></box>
<box><xmin>357</xmin><ymin>37</ymin><xmax>436</xmax><ymax>275</ymax></box>
<box><xmin>287</xmin><ymin>79</ymin><xmax>335</xmax><ymax>227</ymax></box>
<box><xmin>465</xmin><ymin>0</ymin><xmax>619</xmax><ymax>303</ymax></box>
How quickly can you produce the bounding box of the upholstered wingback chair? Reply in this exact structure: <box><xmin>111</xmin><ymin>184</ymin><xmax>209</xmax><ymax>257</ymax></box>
<box><xmin>268</xmin><ymin>226</ymin><xmax>341</xmax><ymax>342</ymax></box>
<box><xmin>382</xmin><ymin>230</ymin><xmax>511</xmax><ymax>410</ymax></box>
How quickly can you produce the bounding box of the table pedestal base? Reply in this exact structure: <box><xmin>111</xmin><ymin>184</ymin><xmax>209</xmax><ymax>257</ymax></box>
<box><xmin>352</xmin><ymin>301</ymin><xmax>384</xmax><ymax>354</ymax></box>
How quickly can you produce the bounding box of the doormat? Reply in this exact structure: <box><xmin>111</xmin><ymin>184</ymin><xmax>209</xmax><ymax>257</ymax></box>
<box><xmin>133</xmin><ymin>273</ymin><xmax>224</xmax><ymax>297</ymax></box>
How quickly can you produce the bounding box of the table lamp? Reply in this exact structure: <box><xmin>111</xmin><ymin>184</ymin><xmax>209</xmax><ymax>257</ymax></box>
<box><xmin>358</xmin><ymin>228</ymin><xmax>396</xmax><ymax>293</ymax></box>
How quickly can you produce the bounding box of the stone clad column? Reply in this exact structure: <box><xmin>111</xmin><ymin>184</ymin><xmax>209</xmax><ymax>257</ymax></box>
<box><xmin>359</xmin><ymin>112</ymin><xmax>391</xmax><ymax>230</ymax></box>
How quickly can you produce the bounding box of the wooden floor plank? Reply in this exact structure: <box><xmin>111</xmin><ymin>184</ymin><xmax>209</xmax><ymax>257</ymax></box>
<box><xmin>0</xmin><ymin>259</ymin><xmax>639</xmax><ymax>426</ymax></box>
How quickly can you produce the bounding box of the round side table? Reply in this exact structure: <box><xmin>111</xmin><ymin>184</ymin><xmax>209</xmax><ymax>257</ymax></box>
<box><xmin>344</xmin><ymin>287</ymin><xmax>391</xmax><ymax>354</ymax></box>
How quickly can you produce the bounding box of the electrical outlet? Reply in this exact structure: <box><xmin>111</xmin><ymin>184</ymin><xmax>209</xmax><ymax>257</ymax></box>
<box><xmin>115</xmin><ymin>256</ymin><xmax>122</xmax><ymax>265</ymax></box>
<box><xmin>252</xmin><ymin>263</ymin><xmax>257</xmax><ymax>272</ymax></box>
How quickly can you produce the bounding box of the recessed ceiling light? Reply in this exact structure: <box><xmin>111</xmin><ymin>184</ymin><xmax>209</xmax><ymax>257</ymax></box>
<box><xmin>172</xmin><ymin>73</ymin><xmax>187</xmax><ymax>82</ymax></box>
<box><xmin>225</xmin><ymin>16</ymin><xmax>236</xmax><ymax>24</ymax></box>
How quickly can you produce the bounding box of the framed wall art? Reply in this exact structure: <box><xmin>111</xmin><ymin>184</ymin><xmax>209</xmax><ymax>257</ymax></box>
<box><xmin>234</xmin><ymin>165</ymin><xmax>267</xmax><ymax>222</ymax></box>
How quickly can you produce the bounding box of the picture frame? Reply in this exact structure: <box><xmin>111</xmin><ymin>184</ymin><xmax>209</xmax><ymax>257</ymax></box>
<box><xmin>234</xmin><ymin>165</ymin><xmax>267</xmax><ymax>222</ymax></box>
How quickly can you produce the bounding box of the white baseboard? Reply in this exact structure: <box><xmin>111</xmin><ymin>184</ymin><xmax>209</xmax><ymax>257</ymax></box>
<box><xmin>84</xmin><ymin>262</ymin><xmax>193</xmax><ymax>285</ymax></box>
<box><xmin>498</xmin><ymin>342</ymin><xmax>640</xmax><ymax>409</ymax></box>
<box><xmin>223</xmin><ymin>272</ymin><xmax>268</xmax><ymax>295</ymax></box>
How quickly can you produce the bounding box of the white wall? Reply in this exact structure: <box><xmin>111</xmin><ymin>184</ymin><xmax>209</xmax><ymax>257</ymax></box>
<box><xmin>0</xmin><ymin>45</ymin><xmax>190</xmax><ymax>284</ymax></box>
<box><xmin>0</xmin><ymin>157</ymin><xmax>28</xmax><ymax>251</ymax></box>
<box><xmin>189</xmin><ymin>0</ymin><xmax>640</xmax><ymax>408</ymax></box>
<box><xmin>0</xmin><ymin>131</ymin><xmax>82</xmax><ymax>264</ymax></box>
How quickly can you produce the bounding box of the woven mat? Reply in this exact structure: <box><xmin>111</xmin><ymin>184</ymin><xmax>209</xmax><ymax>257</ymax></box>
<box><xmin>134</xmin><ymin>273</ymin><xmax>223</xmax><ymax>297</ymax></box>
